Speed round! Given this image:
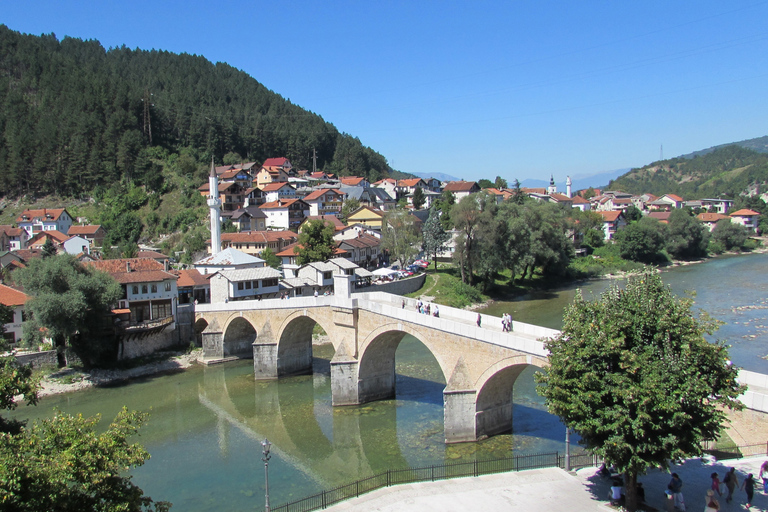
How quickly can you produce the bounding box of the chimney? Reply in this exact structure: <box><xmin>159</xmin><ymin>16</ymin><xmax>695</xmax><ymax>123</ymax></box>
<box><xmin>126</xmin><ymin>262</ymin><xmax>131</xmax><ymax>273</ymax></box>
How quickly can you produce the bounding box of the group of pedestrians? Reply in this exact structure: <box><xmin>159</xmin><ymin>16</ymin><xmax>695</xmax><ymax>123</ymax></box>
<box><xmin>415</xmin><ymin>299</ymin><xmax>439</xmax><ymax>317</ymax></box>
<box><xmin>667</xmin><ymin>461</ymin><xmax>768</xmax><ymax>512</ymax></box>
<box><xmin>501</xmin><ymin>312</ymin><xmax>514</xmax><ymax>332</ymax></box>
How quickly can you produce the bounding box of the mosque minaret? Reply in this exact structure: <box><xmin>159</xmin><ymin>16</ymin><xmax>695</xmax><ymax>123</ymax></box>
<box><xmin>207</xmin><ymin>157</ymin><xmax>222</xmax><ymax>255</ymax></box>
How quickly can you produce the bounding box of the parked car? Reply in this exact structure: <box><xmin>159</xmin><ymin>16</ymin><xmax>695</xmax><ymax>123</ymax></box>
<box><xmin>414</xmin><ymin>260</ymin><xmax>430</xmax><ymax>268</ymax></box>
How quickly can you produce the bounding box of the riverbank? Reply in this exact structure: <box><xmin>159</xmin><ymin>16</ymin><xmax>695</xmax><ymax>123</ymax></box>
<box><xmin>34</xmin><ymin>350</ymin><xmax>200</xmax><ymax>397</ymax></box>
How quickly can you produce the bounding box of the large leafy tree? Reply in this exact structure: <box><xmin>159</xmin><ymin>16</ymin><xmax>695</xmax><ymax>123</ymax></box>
<box><xmin>13</xmin><ymin>254</ymin><xmax>122</xmax><ymax>367</ymax></box>
<box><xmin>0</xmin><ymin>359</ymin><xmax>168</xmax><ymax>510</ymax></box>
<box><xmin>665</xmin><ymin>208</ymin><xmax>709</xmax><ymax>260</ymax></box>
<box><xmin>537</xmin><ymin>271</ymin><xmax>743</xmax><ymax>511</ymax></box>
<box><xmin>421</xmin><ymin>205</ymin><xmax>450</xmax><ymax>272</ymax></box>
<box><xmin>339</xmin><ymin>197</ymin><xmax>361</xmax><ymax>222</ymax></box>
<box><xmin>614</xmin><ymin>217</ymin><xmax>667</xmax><ymax>264</ymax></box>
<box><xmin>710</xmin><ymin>219</ymin><xmax>748</xmax><ymax>251</ymax></box>
<box><xmin>295</xmin><ymin>219</ymin><xmax>336</xmax><ymax>265</ymax></box>
<box><xmin>381</xmin><ymin>209</ymin><xmax>420</xmax><ymax>267</ymax></box>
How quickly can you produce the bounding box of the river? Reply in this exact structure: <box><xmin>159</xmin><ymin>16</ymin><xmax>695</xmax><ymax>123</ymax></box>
<box><xmin>7</xmin><ymin>253</ymin><xmax>768</xmax><ymax>511</ymax></box>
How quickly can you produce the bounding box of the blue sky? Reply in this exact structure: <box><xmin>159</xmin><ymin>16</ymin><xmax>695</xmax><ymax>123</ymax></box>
<box><xmin>3</xmin><ymin>1</ymin><xmax>768</xmax><ymax>184</ymax></box>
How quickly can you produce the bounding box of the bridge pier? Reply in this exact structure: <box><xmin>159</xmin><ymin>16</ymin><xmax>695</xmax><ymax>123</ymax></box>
<box><xmin>253</xmin><ymin>342</ymin><xmax>278</xmax><ymax>379</ymax></box>
<box><xmin>201</xmin><ymin>330</ymin><xmax>224</xmax><ymax>361</ymax></box>
<box><xmin>330</xmin><ymin>356</ymin><xmax>360</xmax><ymax>406</ymax></box>
<box><xmin>444</xmin><ymin>389</ymin><xmax>479</xmax><ymax>443</ymax></box>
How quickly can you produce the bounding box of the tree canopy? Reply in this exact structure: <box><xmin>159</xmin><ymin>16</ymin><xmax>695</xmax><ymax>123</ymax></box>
<box><xmin>537</xmin><ymin>270</ymin><xmax>743</xmax><ymax>511</ymax></box>
<box><xmin>381</xmin><ymin>209</ymin><xmax>420</xmax><ymax>267</ymax></box>
<box><xmin>295</xmin><ymin>219</ymin><xmax>336</xmax><ymax>265</ymax></box>
<box><xmin>0</xmin><ymin>25</ymin><xmax>394</xmax><ymax>198</ymax></box>
<box><xmin>13</xmin><ymin>254</ymin><xmax>122</xmax><ymax>367</ymax></box>
<box><xmin>422</xmin><ymin>205</ymin><xmax>450</xmax><ymax>272</ymax></box>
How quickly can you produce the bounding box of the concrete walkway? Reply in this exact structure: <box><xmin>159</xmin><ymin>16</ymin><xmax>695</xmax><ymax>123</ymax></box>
<box><xmin>325</xmin><ymin>456</ymin><xmax>768</xmax><ymax>512</ymax></box>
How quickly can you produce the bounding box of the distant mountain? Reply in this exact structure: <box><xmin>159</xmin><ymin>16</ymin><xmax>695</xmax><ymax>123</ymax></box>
<box><xmin>411</xmin><ymin>172</ymin><xmax>461</xmax><ymax>183</ymax></box>
<box><xmin>519</xmin><ymin>169</ymin><xmax>630</xmax><ymax>192</ymax></box>
<box><xmin>607</xmin><ymin>144</ymin><xmax>768</xmax><ymax>198</ymax></box>
<box><xmin>682</xmin><ymin>135</ymin><xmax>768</xmax><ymax>159</ymax></box>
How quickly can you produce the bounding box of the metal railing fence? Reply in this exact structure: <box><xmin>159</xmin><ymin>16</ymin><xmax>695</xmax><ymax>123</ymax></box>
<box><xmin>271</xmin><ymin>451</ymin><xmax>596</xmax><ymax>512</ymax></box>
<box><xmin>271</xmin><ymin>441</ymin><xmax>768</xmax><ymax>512</ymax></box>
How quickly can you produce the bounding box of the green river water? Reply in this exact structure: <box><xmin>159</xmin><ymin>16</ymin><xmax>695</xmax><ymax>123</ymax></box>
<box><xmin>8</xmin><ymin>253</ymin><xmax>768</xmax><ymax>511</ymax></box>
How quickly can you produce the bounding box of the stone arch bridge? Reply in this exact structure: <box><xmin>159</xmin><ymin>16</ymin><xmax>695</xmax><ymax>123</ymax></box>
<box><xmin>194</xmin><ymin>290</ymin><xmax>558</xmax><ymax>443</ymax></box>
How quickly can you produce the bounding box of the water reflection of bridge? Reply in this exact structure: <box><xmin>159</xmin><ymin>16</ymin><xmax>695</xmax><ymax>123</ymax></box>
<box><xmin>195</xmin><ymin>280</ymin><xmax>558</xmax><ymax>443</ymax></box>
<box><xmin>198</xmin><ymin>361</ymin><xmax>412</xmax><ymax>487</ymax></box>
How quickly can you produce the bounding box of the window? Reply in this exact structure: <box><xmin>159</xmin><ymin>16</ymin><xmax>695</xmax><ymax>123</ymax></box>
<box><xmin>323</xmin><ymin>271</ymin><xmax>332</xmax><ymax>280</ymax></box>
<box><xmin>151</xmin><ymin>284</ymin><xmax>157</xmax><ymax>293</ymax></box>
<box><xmin>142</xmin><ymin>285</ymin><xmax>148</xmax><ymax>294</ymax></box>
<box><xmin>238</xmin><ymin>282</ymin><xmax>244</xmax><ymax>290</ymax></box>
<box><xmin>245</xmin><ymin>281</ymin><xmax>252</xmax><ymax>290</ymax></box>
<box><xmin>165</xmin><ymin>282</ymin><xmax>171</xmax><ymax>292</ymax></box>
<box><xmin>252</xmin><ymin>281</ymin><xmax>259</xmax><ymax>289</ymax></box>
<box><xmin>133</xmin><ymin>285</ymin><xmax>139</xmax><ymax>294</ymax></box>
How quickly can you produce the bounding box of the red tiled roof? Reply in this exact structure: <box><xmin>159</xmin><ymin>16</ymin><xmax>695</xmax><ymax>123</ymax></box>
<box><xmin>0</xmin><ymin>283</ymin><xmax>29</xmax><ymax>307</ymax></box>
<box><xmin>303</xmin><ymin>188</ymin><xmax>343</xmax><ymax>201</ymax></box>
<box><xmin>598</xmin><ymin>211</ymin><xmax>622</xmax><ymax>222</ymax></box>
<box><xmin>172</xmin><ymin>269</ymin><xmax>209</xmax><ymax>287</ymax></box>
<box><xmin>16</xmin><ymin>208</ymin><xmax>69</xmax><ymax>223</ymax></box>
<box><xmin>12</xmin><ymin>249</ymin><xmax>43</xmax><ymax>262</ymax></box>
<box><xmin>263</xmin><ymin>157</ymin><xmax>290</xmax><ymax>167</ymax></box>
<box><xmin>0</xmin><ymin>225</ymin><xmax>25</xmax><ymax>236</ymax></box>
<box><xmin>572</xmin><ymin>195</ymin><xmax>589</xmax><ymax>204</ymax></box>
<box><xmin>550</xmin><ymin>193</ymin><xmax>573</xmax><ymax>202</ymax></box>
<box><xmin>221</xmin><ymin>230</ymin><xmax>298</xmax><ymax>244</ymax></box>
<box><xmin>260</xmin><ymin>182</ymin><xmax>294</xmax><ymax>192</ymax></box>
<box><xmin>260</xmin><ymin>199</ymin><xmax>306</xmax><ymax>209</ymax></box>
<box><xmin>373</xmin><ymin>178</ymin><xmax>397</xmax><ymax>185</ymax></box>
<box><xmin>730</xmin><ymin>209</ymin><xmax>760</xmax><ymax>217</ymax></box>
<box><xmin>29</xmin><ymin>230</ymin><xmax>70</xmax><ymax>245</ymax></box>
<box><xmin>648</xmin><ymin>212</ymin><xmax>671</xmax><ymax>221</ymax></box>
<box><xmin>87</xmin><ymin>258</ymin><xmax>163</xmax><ymax>273</ymax></box>
<box><xmin>340</xmin><ymin>177</ymin><xmax>366</xmax><ymax>185</ymax></box>
<box><xmin>522</xmin><ymin>187</ymin><xmax>547</xmax><ymax>195</ymax></box>
<box><xmin>697</xmin><ymin>213</ymin><xmax>729</xmax><ymax>222</ymax></box>
<box><xmin>68</xmin><ymin>225</ymin><xmax>102</xmax><ymax>236</ymax></box>
<box><xmin>665</xmin><ymin>194</ymin><xmax>684</xmax><ymax>202</ymax></box>
<box><xmin>397</xmin><ymin>178</ymin><xmax>424</xmax><ymax>188</ymax></box>
<box><xmin>444</xmin><ymin>181</ymin><xmax>478</xmax><ymax>192</ymax></box>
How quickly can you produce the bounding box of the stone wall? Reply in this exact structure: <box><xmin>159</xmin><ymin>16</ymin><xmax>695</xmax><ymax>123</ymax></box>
<box><xmin>15</xmin><ymin>349</ymin><xmax>81</xmax><ymax>369</ymax></box>
<box><xmin>354</xmin><ymin>272</ymin><xmax>426</xmax><ymax>296</ymax></box>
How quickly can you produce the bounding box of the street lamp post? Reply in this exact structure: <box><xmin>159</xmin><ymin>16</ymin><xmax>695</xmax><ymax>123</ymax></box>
<box><xmin>262</xmin><ymin>438</ymin><xmax>271</xmax><ymax>512</ymax></box>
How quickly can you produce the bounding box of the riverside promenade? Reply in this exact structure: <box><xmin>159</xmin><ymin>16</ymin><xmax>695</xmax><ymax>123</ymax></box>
<box><xmin>325</xmin><ymin>455</ymin><xmax>768</xmax><ymax>512</ymax></box>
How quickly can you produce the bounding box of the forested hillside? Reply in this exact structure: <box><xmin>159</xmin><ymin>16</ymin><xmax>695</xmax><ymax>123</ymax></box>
<box><xmin>607</xmin><ymin>144</ymin><xmax>768</xmax><ymax>198</ymax></box>
<box><xmin>0</xmin><ymin>25</ymin><xmax>394</xmax><ymax>199</ymax></box>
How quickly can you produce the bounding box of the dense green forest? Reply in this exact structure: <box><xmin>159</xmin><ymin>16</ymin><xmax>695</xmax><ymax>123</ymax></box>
<box><xmin>607</xmin><ymin>144</ymin><xmax>768</xmax><ymax>198</ymax></box>
<box><xmin>0</xmin><ymin>25</ymin><xmax>395</xmax><ymax>199</ymax></box>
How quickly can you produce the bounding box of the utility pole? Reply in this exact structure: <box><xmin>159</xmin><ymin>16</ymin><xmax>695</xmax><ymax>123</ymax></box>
<box><xmin>142</xmin><ymin>89</ymin><xmax>153</xmax><ymax>145</ymax></box>
<box><xmin>312</xmin><ymin>148</ymin><xmax>317</xmax><ymax>173</ymax></box>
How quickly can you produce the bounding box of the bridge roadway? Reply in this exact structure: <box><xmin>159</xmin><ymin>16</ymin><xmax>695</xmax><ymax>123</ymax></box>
<box><xmin>194</xmin><ymin>276</ymin><xmax>558</xmax><ymax>444</ymax></box>
<box><xmin>194</xmin><ymin>276</ymin><xmax>768</xmax><ymax>444</ymax></box>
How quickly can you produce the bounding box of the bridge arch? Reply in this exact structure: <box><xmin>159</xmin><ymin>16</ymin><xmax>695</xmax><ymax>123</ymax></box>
<box><xmin>474</xmin><ymin>355</ymin><xmax>549</xmax><ymax>440</ymax></box>
<box><xmin>357</xmin><ymin>323</ymin><xmax>448</xmax><ymax>404</ymax></box>
<box><xmin>275</xmin><ymin>310</ymin><xmax>337</xmax><ymax>376</ymax></box>
<box><xmin>221</xmin><ymin>315</ymin><xmax>258</xmax><ymax>358</ymax></box>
